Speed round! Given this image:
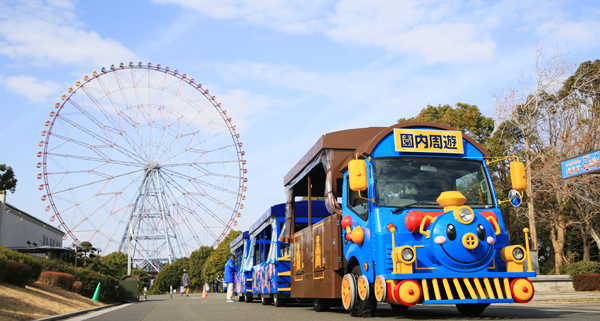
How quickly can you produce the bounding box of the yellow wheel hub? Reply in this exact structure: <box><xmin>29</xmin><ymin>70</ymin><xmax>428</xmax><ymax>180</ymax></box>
<box><xmin>462</xmin><ymin>232</ymin><xmax>479</xmax><ymax>250</ymax></box>
<box><xmin>375</xmin><ymin>276</ymin><xmax>385</xmax><ymax>302</ymax></box>
<box><xmin>341</xmin><ymin>274</ymin><xmax>356</xmax><ymax>310</ymax></box>
<box><xmin>358</xmin><ymin>275</ymin><xmax>368</xmax><ymax>300</ymax></box>
<box><xmin>511</xmin><ymin>278</ymin><xmax>534</xmax><ymax>302</ymax></box>
<box><xmin>398</xmin><ymin>280</ymin><xmax>421</xmax><ymax>305</ymax></box>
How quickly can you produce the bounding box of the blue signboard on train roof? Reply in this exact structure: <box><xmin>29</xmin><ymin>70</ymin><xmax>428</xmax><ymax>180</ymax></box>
<box><xmin>561</xmin><ymin>148</ymin><xmax>600</xmax><ymax>179</ymax></box>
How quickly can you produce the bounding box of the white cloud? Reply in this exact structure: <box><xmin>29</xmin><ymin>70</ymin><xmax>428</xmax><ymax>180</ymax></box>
<box><xmin>0</xmin><ymin>75</ymin><xmax>62</xmax><ymax>103</ymax></box>
<box><xmin>217</xmin><ymin>89</ymin><xmax>284</xmax><ymax>132</ymax></box>
<box><xmin>0</xmin><ymin>0</ymin><xmax>137</xmax><ymax>68</ymax></box>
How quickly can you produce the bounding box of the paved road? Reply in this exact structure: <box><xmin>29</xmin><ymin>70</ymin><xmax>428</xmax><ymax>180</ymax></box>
<box><xmin>65</xmin><ymin>292</ymin><xmax>600</xmax><ymax>321</ymax></box>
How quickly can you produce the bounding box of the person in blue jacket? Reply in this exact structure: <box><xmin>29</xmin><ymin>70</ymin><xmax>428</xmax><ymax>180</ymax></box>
<box><xmin>224</xmin><ymin>254</ymin><xmax>238</xmax><ymax>302</ymax></box>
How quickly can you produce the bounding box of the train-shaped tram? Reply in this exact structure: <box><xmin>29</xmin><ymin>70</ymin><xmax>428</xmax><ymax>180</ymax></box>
<box><xmin>231</xmin><ymin>122</ymin><xmax>535</xmax><ymax>317</ymax></box>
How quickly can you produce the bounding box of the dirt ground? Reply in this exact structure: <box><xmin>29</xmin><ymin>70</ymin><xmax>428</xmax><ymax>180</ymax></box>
<box><xmin>0</xmin><ymin>282</ymin><xmax>104</xmax><ymax>321</ymax></box>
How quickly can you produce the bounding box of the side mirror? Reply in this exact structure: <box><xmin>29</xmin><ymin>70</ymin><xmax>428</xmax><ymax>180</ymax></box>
<box><xmin>348</xmin><ymin>159</ymin><xmax>368</xmax><ymax>191</ymax></box>
<box><xmin>510</xmin><ymin>161</ymin><xmax>527</xmax><ymax>191</ymax></box>
<box><xmin>508</xmin><ymin>190</ymin><xmax>522</xmax><ymax>207</ymax></box>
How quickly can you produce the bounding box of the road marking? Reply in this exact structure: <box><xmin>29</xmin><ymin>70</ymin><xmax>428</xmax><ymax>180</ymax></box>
<box><xmin>64</xmin><ymin>303</ymin><xmax>133</xmax><ymax>321</ymax></box>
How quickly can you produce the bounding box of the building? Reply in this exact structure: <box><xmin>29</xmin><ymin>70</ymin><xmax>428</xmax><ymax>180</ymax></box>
<box><xmin>0</xmin><ymin>196</ymin><xmax>67</xmax><ymax>259</ymax></box>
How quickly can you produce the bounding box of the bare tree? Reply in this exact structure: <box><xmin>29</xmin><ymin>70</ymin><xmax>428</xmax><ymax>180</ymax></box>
<box><xmin>494</xmin><ymin>43</ymin><xmax>577</xmax><ymax>252</ymax></box>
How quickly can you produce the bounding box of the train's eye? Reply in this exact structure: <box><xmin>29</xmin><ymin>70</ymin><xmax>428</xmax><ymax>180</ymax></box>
<box><xmin>477</xmin><ymin>224</ymin><xmax>486</xmax><ymax>241</ymax></box>
<box><xmin>446</xmin><ymin>224</ymin><xmax>456</xmax><ymax>241</ymax></box>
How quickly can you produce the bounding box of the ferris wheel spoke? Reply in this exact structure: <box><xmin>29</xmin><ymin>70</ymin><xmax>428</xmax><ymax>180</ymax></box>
<box><xmin>160</xmin><ymin>160</ymin><xmax>241</xmax><ymax>167</ymax></box>
<box><xmin>159</xmin><ymin>171</ymin><xmax>230</xmax><ymax>227</ymax></box>
<box><xmin>159</xmin><ymin>184</ymin><xmax>207</xmax><ymax>248</ymax></box>
<box><xmin>159</xmin><ymin>132</ymin><xmax>236</xmax><ymax>165</ymax></box>
<box><xmin>54</xmin><ymin>113</ymin><xmax>147</xmax><ymax>164</ymax></box>
<box><xmin>46</xmin><ymin>152</ymin><xmax>143</xmax><ymax>167</ymax></box>
<box><xmin>155</xmin><ymin>76</ymin><xmax>202</xmax><ymax>161</ymax></box>
<box><xmin>161</xmin><ymin>168</ymin><xmax>240</xmax><ymax>196</ymax></box>
<box><xmin>79</xmin><ymin>83</ymin><xmax>155</xmax><ymax>162</ymax></box>
<box><xmin>154</xmin><ymin>102</ymin><xmax>222</xmax><ymax>162</ymax></box>
<box><xmin>97</xmin><ymin>73</ymin><xmax>154</xmax><ymax>162</ymax></box>
<box><xmin>50</xmin><ymin>168</ymin><xmax>145</xmax><ymax>196</ymax></box>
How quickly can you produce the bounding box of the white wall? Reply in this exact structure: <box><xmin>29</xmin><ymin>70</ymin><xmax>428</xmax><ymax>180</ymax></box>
<box><xmin>0</xmin><ymin>202</ymin><xmax>63</xmax><ymax>248</ymax></box>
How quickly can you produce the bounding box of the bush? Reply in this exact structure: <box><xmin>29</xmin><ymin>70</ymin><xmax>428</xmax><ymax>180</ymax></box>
<box><xmin>39</xmin><ymin>259</ymin><xmax>77</xmax><ymax>276</ymax></box>
<box><xmin>561</xmin><ymin>261</ymin><xmax>600</xmax><ymax>278</ymax></box>
<box><xmin>72</xmin><ymin>281</ymin><xmax>83</xmax><ymax>293</ymax></box>
<box><xmin>573</xmin><ymin>274</ymin><xmax>600</xmax><ymax>291</ymax></box>
<box><xmin>39</xmin><ymin>271</ymin><xmax>75</xmax><ymax>290</ymax></box>
<box><xmin>4</xmin><ymin>260</ymin><xmax>33</xmax><ymax>286</ymax></box>
<box><xmin>0</xmin><ymin>255</ymin><xmax>7</xmax><ymax>283</ymax></box>
<box><xmin>0</xmin><ymin>247</ymin><xmax>42</xmax><ymax>281</ymax></box>
<box><xmin>72</xmin><ymin>268</ymin><xmax>119</xmax><ymax>302</ymax></box>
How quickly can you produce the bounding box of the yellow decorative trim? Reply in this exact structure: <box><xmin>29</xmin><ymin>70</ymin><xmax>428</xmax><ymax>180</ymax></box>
<box><xmin>483</xmin><ymin>278</ymin><xmax>495</xmax><ymax>299</ymax></box>
<box><xmin>453</xmin><ymin>278</ymin><xmax>465</xmax><ymax>299</ymax></box>
<box><xmin>503</xmin><ymin>278</ymin><xmax>512</xmax><ymax>299</ymax></box>
<box><xmin>453</xmin><ymin>206</ymin><xmax>475</xmax><ymax>225</ymax></box>
<box><xmin>246</xmin><ymin>289</ymin><xmax>253</xmax><ymax>293</ymax></box>
<box><xmin>277</xmin><ymin>287</ymin><xmax>291</xmax><ymax>291</ymax></box>
<box><xmin>442</xmin><ymin>278</ymin><xmax>453</xmax><ymax>300</ymax></box>
<box><xmin>414</xmin><ymin>245</ymin><xmax>435</xmax><ymax>270</ymax></box>
<box><xmin>246</xmin><ymin>278</ymin><xmax>253</xmax><ymax>281</ymax></box>
<box><xmin>493</xmin><ymin>278</ymin><xmax>503</xmax><ymax>299</ymax></box>
<box><xmin>463</xmin><ymin>278</ymin><xmax>477</xmax><ymax>299</ymax></box>
<box><xmin>278</xmin><ymin>271</ymin><xmax>291</xmax><ymax>277</ymax></box>
<box><xmin>432</xmin><ymin>279</ymin><xmax>441</xmax><ymax>300</ymax></box>
<box><xmin>488</xmin><ymin>258</ymin><xmax>496</xmax><ymax>270</ymax></box>
<box><xmin>421</xmin><ymin>279</ymin><xmax>430</xmax><ymax>301</ymax></box>
<box><xmin>419</xmin><ymin>215</ymin><xmax>436</xmax><ymax>239</ymax></box>
<box><xmin>312</xmin><ymin>222</ymin><xmax>324</xmax><ymax>230</ymax></box>
<box><xmin>473</xmin><ymin>278</ymin><xmax>486</xmax><ymax>298</ymax></box>
<box><xmin>278</xmin><ymin>255</ymin><xmax>291</xmax><ymax>262</ymax></box>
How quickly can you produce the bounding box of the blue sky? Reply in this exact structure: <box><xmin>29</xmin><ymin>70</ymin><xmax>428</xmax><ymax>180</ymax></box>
<box><xmin>1</xmin><ymin>0</ymin><xmax>599</xmax><ymax>252</ymax></box>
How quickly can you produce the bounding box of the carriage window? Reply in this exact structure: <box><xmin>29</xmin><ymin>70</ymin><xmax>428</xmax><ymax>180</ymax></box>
<box><xmin>347</xmin><ymin>185</ymin><xmax>369</xmax><ymax>221</ymax></box>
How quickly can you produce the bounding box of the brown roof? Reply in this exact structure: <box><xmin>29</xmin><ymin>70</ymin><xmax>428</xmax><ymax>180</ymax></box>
<box><xmin>283</xmin><ymin>127</ymin><xmax>385</xmax><ymax>186</ymax></box>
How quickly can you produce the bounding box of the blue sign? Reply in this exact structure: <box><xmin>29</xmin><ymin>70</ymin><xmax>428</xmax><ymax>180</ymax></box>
<box><xmin>561</xmin><ymin>149</ymin><xmax>600</xmax><ymax>179</ymax></box>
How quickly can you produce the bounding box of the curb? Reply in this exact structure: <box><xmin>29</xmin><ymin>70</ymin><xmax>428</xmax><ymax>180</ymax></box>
<box><xmin>34</xmin><ymin>302</ymin><xmax>124</xmax><ymax>321</ymax></box>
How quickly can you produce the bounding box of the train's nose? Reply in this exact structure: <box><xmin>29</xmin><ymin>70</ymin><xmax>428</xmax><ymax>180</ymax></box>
<box><xmin>462</xmin><ymin>233</ymin><xmax>478</xmax><ymax>249</ymax></box>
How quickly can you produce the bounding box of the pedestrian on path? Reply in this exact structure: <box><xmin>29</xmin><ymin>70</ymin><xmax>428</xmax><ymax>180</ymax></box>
<box><xmin>214</xmin><ymin>274</ymin><xmax>222</xmax><ymax>293</ymax></box>
<box><xmin>182</xmin><ymin>269</ymin><xmax>191</xmax><ymax>297</ymax></box>
<box><xmin>224</xmin><ymin>254</ymin><xmax>237</xmax><ymax>302</ymax></box>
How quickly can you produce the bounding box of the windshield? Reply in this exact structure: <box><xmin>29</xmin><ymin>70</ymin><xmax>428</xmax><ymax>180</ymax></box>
<box><xmin>373</xmin><ymin>157</ymin><xmax>493</xmax><ymax>209</ymax></box>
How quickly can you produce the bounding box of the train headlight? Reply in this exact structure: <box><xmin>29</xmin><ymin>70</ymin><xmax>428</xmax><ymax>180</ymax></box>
<box><xmin>512</xmin><ymin>247</ymin><xmax>525</xmax><ymax>261</ymax></box>
<box><xmin>454</xmin><ymin>206</ymin><xmax>475</xmax><ymax>225</ymax></box>
<box><xmin>501</xmin><ymin>245</ymin><xmax>527</xmax><ymax>272</ymax></box>
<box><xmin>401</xmin><ymin>248</ymin><xmax>414</xmax><ymax>262</ymax></box>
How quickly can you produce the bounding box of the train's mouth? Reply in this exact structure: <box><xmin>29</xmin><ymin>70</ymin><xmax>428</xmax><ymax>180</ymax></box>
<box><xmin>441</xmin><ymin>243</ymin><xmax>492</xmax><ymax>264</ymax></box>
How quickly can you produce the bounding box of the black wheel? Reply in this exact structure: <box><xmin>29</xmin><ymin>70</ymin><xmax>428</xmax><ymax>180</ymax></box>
<box><xmin>261</xmin><ymin>296</ymin><xmax>273</xmax><ymax>305</ymax></box>
<box><xmin>238</xmin><ymin>294</ymin><xmax>245</xmax><ymax>302</ymax></box>
<box><xmin>312</xmin><ymin>298</ymin><xmax>331</xmax><ymax>312</ymax></box>
<box><xmin>274</xmin><ymin>296</ymin><xmax>286</xmax><ymax>307</ymax></box>
<box><xmin>245</xmin><ymin>294</ymin><xmax>254</xmax><ymax>303</ymax></box>
<box><xmin>390</xmin><ymin>304</ymin><xmax>409</xmax><ymax>313</ymax></box>
<box><xmin>350</xmin><ymin>265</ymin><xmax>377</xmax><ymax>318</ymax></box>
<box><xmin>456</xmin><ymin>303</ymin><xmax>489</xmax><ymax>316</ymax></box>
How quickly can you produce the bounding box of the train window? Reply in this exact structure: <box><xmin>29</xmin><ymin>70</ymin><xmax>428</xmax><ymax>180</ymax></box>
<box><xmin>280</xmin><ymin>244</ymin><xmax>290</xmax><ymax>257</ymax></box>
<box><xmin>347</xmin><ymin>185</ymin><xmax>369</xmax><ymax>221</ymax></box>
<box><xmin>294</xmin><ymin>223</ymin><xmax>308</xmax><ymax>233</ymax></box>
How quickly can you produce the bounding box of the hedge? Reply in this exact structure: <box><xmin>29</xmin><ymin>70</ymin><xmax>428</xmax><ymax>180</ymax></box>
<box><xmin>0</xmin><ymin>254</ymin><xmax>7</xmax><ymax>283</ymax></box>
<box><xmin>573</xmin><ymin>274</ymin><xmax>600</xmax><ymax>291</ymax></box>
<box><xmin>561</xmin><ymin>261</ymin><xmax>600</xmax><ymax>278</ymax></box>
<box><xmin>72</xmin><ymin>268</ymin><xmax>119</xmax><ymax>302</ymax></box>
<box><xmin>0</xmin><ymin>247</ymin><xmax>42</xmax><ymax>281</ymax></box>
<box><xmin>4</xmin><ymin>260</ymin><xmax>32</xmax><ymax>286</ymax></box>
<box><xmin>39</xmin><ymin>271</ymin><xmax>75</xmax><ymax>290</ymax></box>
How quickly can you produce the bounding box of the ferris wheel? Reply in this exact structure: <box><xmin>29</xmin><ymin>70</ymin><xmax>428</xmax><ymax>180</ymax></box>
<box><xmin>37</xmin><ymin>62</ymin><xmax>246</xmax><ymax>271</ymax></box>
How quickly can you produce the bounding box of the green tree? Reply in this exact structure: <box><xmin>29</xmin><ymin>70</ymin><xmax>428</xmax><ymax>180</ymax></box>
<box><xmin>149</xmin><ymin>257</ymin><xmax>189</xmax><ymax>294</ymax></box>
<box><xmin>189</xmin><ymin>246</ymin><xmax>214</xmax><ymax>289</ymax></box>
<box><xmin>132</xmin><ymin>268</ymin><xmax>150</xmax><ymax>291</ymax></box>
<box><xmin>201</xmin><ymin>230</ymin><xmax>241</xmax><ymax>289</ymax></box>
<box><xmin>78</xmin><ymin>241</ymin><xmax>98</xmax><ymax>267</ymax></box>
<box><xmin>398</xmin><ymin>103</ymin><xmax>495</xmax><ymax>146</ymax></box>
<box><xmin>88</xmin><ymin>251</ymin><xmax>127</xmax><ymax>277</ymax></box>
<box><xmin>0</xmin><ymin>164</ymin><xmax>17</xmax><ymax>193</ymax></box>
